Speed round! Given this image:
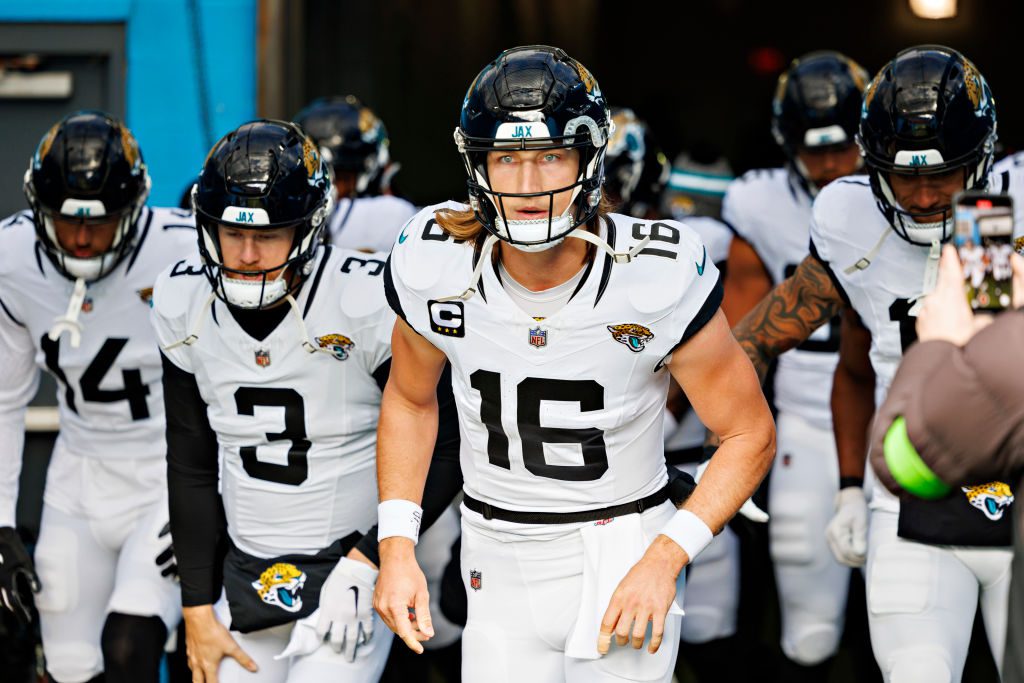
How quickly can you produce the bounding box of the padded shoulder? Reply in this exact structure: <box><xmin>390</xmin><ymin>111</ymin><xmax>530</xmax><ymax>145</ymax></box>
<box><xmin>388</xmin><ymin>201</ymin><xmax>478</xmax><ymax>298</ymax></box>
<box><xmin>604</xmin><ymin>213</ymin><xmax>716</xmax><ymax>317</ymax></box>
<box><xmin>329</xmin><ymin>247</ymin><xmax>392</xmax><ymax>320</ymax></box>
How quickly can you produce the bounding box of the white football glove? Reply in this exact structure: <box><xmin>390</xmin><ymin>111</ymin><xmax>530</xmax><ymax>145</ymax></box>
<box><xmin>316</xmin><ymin>557</ymin><xmax>379</xmax><ymax>661</ymax></box>
<box><xmin>694</xmin><ymin>460</ymin><xmax>769</xmax><ymax>523</ymax></box>
<box><xmin>826</xmin><ymin>486</ymin><xmax>868</xmax><ymax>567</ymax></box>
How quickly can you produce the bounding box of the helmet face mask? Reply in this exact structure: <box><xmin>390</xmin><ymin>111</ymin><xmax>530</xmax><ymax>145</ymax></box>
<box><xmin>858</xmin><ymin>45</ymin><xmax>997</xmax><ymax>245</ymax></box>
<box><xmin>193</xmin><ymin>120</ymin><xmax>332</xmax><ymax>310</ymax></box>
<box><xmin>23</xmin><ymin>111</ymin><xmax>150</xmax><ymax>282</ymax></box>
<box><xmin>455</xmin><ymin>45</ymin><xmax>611</xmax><ymax>251</ymax></box>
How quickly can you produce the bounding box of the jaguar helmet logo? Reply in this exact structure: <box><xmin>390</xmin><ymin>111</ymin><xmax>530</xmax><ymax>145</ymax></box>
<box><xmin>607</xmin><ymin>323</ymin><xmax>655</xmax><ymax>353</ymax></box>
<box><xmin>962</xmin><ymin>481</ymin><xmax>1014</xmax><ymax>522</ymax></box>
<box><xmin>316</xmin><ymin>333</ymin><xmax>355</xmax><ymax>361</ymax></box>
<box><xmin>252</xmin><ymin>562</ymin><xmax>306</xmax><ymax>613</ymax></box>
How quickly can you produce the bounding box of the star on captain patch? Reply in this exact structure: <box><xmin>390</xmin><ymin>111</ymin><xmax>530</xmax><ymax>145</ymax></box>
<box><xmin>255</xmin><ymin>349</ymin><xmax>271</xmax><ymax>368</ymax></box>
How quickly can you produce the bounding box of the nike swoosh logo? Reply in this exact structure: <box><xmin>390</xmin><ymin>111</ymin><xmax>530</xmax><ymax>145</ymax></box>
<box><xmin>695</xmin><ymin>245</ymin><xmax>707</xmax><ymax>276</ymax></box>
<box><xmin>349</xmin><ymin>585</ymin><xmax>359</xmax><ymax>610</ymax></box>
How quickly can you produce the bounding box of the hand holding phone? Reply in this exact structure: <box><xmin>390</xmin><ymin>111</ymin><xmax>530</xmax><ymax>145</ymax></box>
<box><xmin>953</xmin><ymin>191</ymin><xmax>1014</xmax><ymax>311</ymax></box>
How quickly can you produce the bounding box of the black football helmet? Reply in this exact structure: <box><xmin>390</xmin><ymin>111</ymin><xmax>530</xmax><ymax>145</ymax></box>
<box><xmin>772</xmin><ymin>51</ymin><xmax>869</xmax><ymax>194</ymax></box>
<box><xmin>455</xmin><ymin>45</ymin><xmax>612</xmax><ymax>250</ymax></box>
<box><xmin>23</xmin><ymin>111</ymin><xmax>150</xmax><ymax>282</ymax></box>
<box><xmin>859</xmin><ymin>45</ymin><xmax>996</xmax><ymax>245</ymax></box>
<box><xmin>293</xmin><ymin>96</ymin><xmax>391</xmax><ymax>196</ymax></box>
<box><xmin>604</xmin><ymin>108</ymin><xmax>670</xmax><ymax>217</ymax></box>
<box><xmin>193</xmin><ymin>120</ymin><xmax>332</xmax><ymax>309</ymax></box>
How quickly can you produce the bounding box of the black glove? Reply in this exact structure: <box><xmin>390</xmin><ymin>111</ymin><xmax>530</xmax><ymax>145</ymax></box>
<box><xmin>155</xmin><ymin>522</ymin><xmax>178</xmax><ymax>580</ymax></box>
<box><xmin>0</xmin><ymin>526</ymin><xmax>40</xmax><ymax>625</ymax></box>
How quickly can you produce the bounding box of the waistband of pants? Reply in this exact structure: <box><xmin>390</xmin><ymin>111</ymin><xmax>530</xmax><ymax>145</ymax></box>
<box><xmin>462</xmin><ymin>486</ymin><xmax>670</xmax><ymax>524</ymax></box>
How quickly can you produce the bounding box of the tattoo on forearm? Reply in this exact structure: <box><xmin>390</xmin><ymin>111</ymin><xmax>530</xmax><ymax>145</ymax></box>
<box><xmin>731</xmin><ymin>255</ymin><xmax>843</xmax><ymax>384</ymax></box>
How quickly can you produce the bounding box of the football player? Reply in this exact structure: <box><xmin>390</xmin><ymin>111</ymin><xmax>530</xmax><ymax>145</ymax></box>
<box><xmin>151</xmin><ymin>120</ymin><xmax>462</xmax><ymax>683</ymax></box>
<box><xmin>372</xmin><ymin>45</ymin><xmax>775</xmax><ymax>683</ymax></box>
<box><xmin>720</xmin><ymin>51</ymin><xmax>868</xmax><ymax>681</ymax></box>
<box><xmin>294</xmin><ymin>96</ymin><xmax>417</xmax><ymax>252</ymax></box>
<box><xmin>731</xmin><ymin>46</ymin><xmax>1016</xmax><ymax>682</ymax></box>
<box><xmin>603</xmin><ymin>108</ymin><xmax>671</xmax><ymax>220</ymax></box>
<box><xmin>0</xmin><ymin>111</ymin><xmax>196</xmax><ymax>683</ymax></box>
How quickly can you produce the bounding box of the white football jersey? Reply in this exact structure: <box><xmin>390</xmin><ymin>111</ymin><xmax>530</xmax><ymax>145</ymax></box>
<box><xmin>151</xmin><ymin>245</ymin><xmax>394</xmax><ymax>558</ymax></box>
<box><xmin>810</xmin><ymin>158</ymin><xmax>1024</xmax><ymax>514</ymax></box>
<box><xmin>724</xmin><ymin>168</ymin><xmax>838</xmax><ymax>430</ymax></box>
<box><xmin>0</xmin><ymin>207</ymin><xmax>196</xmax><ymax>526</ymax></box>
<box><xmin>386</xmin><ymin>203</ymin><xmax>722</xmax><ymax>524</ymax></box>
<box><xmin>328</xmin><ymin>195</ymin><xmax>417</xmax><ymax>253</ymax></box>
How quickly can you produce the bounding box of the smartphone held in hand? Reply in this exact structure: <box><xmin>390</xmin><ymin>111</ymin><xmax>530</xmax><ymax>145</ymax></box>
<box><xmin>953</xmin><ymin>191</ymin><xmax>1014</xmax><ymax>312</ymax></box>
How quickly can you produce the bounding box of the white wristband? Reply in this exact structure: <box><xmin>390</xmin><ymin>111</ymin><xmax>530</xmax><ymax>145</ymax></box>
<box><xmin>660</xmin><ymin>509</ymin><xmax>713</xmax><ymax>560</ymax></box>
<box><xmin>377</xmin><ymin>499</ymin><xmax>423</xmax><ymax>545</ymax></box>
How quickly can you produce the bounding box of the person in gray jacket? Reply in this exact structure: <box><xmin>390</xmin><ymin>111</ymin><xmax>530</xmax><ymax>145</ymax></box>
<box><xmin>871</xmin><ymin>243</ymin><xmax>1024</xmax><ymax>681</ymax></box>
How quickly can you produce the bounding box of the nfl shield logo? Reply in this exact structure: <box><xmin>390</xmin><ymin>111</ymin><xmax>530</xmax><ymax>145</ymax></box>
<box><xmin>469</xmin><ymin>569</ymin><xmax>482</xmax><ymax>591</ymax></box>
<box><xmin>528</xmin><ymin>327</ymin><xmax>547</xmax><ymax>348</ymax></box>
<box><xmin>254</xmin><ymin>349</ymin><xmax>271</xmax><ymax>368</ymax></box>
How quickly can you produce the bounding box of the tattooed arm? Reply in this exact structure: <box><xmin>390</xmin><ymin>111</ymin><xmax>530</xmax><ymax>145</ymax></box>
<box><xmin>731</xmin><ymin>253</ymin><xmax>846</xmax><ymax>384</ymax></box>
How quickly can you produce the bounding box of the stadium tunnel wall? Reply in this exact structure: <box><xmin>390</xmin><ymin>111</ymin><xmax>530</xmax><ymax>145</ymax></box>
<box><xmin>0</xmin><ymin>0</ymin><xmax>257</xmax><ymax>207</ymax></box>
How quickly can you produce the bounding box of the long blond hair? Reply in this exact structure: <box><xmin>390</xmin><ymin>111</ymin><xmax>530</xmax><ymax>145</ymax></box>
<box><xmin>435</xmin><ymin>192</ymin><xmax>618</xmax><ymax>242</ymax></box>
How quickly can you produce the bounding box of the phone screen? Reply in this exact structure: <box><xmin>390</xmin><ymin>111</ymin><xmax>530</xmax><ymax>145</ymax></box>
<box><xmin>953</xmin><ymin>191</ymin><xmax>1014</xmax><ymax>311</ymax></box>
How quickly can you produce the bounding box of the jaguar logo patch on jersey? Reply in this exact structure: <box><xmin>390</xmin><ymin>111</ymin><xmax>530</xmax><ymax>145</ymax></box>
<box><xmin>137</xmin><ymin>287</ymin><xmax>154</xmax><ymax>305</ymax></box>
<box><xmin>316</xmin><ymin>333</ymin><xmax>355</xmax><ymax>361</ymax></box>
<box><xmin>469</xmin><ymin>569</ymin><xmax>482</xmax><ymax>591</ymax></box>
<box><xmin>255</xmin><ymin>349</ymin><xmax>271</xmax><ymax>368</ymax></box>
<box><xmin>962</xmin><ymin>481</ymin><xmax>1014</xmax><ymax>521</ymax></box>
<box><xmin>251</xmin><ymin>562</ymin><xmax>306</xmax><ymax>613</ymax></box>
<box><xmin>607</xmin><ymin>323</ymin><xmax>654</xmax><ymax>352</ymax></box>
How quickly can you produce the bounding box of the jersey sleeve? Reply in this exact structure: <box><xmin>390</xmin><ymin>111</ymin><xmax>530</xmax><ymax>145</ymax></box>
<box><xmin>383</xmin><ymin>204</ymin><xmax>463</xmax><ymax>338</ymax></box>
<box><xmin>337</xmin><ymin>249</ymin><xmax>397</xmax><ymax>376</ymax></box>
<box><xmin>807</xmin><ymin>187</ymin><xmax>851</xmax><ymax>305</ymax></box>
<box><xmin>720</xmin><ymin>178</ymin><xmax>745</xmax><ymax>239</ymax></box>
<box><xmin>0</xmin><ymin>301</ymin><xmax>40</xmax><ymax>528</ymax></box>
<box><xmin>657</xmin><ymin>222</ymin><xmax>724</xmax><ymax>351</ymax></box>
<box><xmin>150</xmin><ymin>262</ymin><xmax>198</xmax><ymax>373</ymax></box>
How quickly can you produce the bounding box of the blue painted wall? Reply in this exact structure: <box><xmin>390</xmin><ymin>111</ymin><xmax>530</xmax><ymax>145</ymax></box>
<box><xmin>0</xmin><ymin>0</ymin><xmax>257</xmax><ymax>206</ymax></box>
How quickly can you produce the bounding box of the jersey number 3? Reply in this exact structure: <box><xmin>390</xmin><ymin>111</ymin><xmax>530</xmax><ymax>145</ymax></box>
<box><xmin>470</xmin><ymin>370</ymin><xmax>608</xmax><ymax>481</ymax></box>
<box><xmin>234</xmin><ymin>387</ymin><xmax>310</xmax><ymax>486</ymax></box>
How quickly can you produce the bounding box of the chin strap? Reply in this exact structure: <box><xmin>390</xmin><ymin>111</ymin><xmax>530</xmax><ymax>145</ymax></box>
<box><xmin>162</xmin><ymin>291</ymin><xmax>217</xmax><ymax>351</ymax></box>
<box><xmin>843</xmin><ymin>228</ymin><xmax>893</xmax><ymax>275</ymax></box>
<box><xmin>909</xmin><ymin>240</ymin><xmax>943</xmax><ymax>315</ymax></box>
<box><xmin>569</xmin><ymin>228</ymin><xmax>650</xmax><ymax>263</ymax></box>
<box><xmin>47</xmin><ymin>278</ymin><xmax>88</xmax><ymax>348</ymax></box>
<box><xmin>437</xmin><ymin>229</ymin><xmax>652</xmax><ymax>303</ymax></box>
<box><xmin>436</xmin><ymin>234</ymin><xmax>499</xmax><ymax>303</ymax></box>
<box><xmin>286</xmin><ymin>294</ymin><xmax>336</xmax><ymax>357</ymax></box>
